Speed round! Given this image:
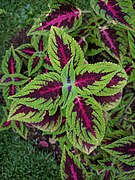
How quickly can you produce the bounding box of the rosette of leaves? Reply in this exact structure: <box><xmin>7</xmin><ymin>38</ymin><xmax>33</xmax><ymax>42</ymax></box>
<box><xmin>6</xmin><ymin>26</ymin><xmax>127</xmax><ymax>179</ymax></box>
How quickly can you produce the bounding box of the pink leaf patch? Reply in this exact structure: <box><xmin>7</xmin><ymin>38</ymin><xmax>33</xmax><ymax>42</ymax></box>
<box><xmin>9</xmin><ymin>72</ymin><xmax>63</xmax><ymax>112</ymax></box>
<box><xmin>48</xmin><ymin>27</ymin><xmax>84</xmax><ymax>72</ymax></box>
<box><xmin>29</xmin><ymin>4</ymin><xmax>81</xmax><ymax>34</ymax></box>
<box><xmin>61</xmin><ymin>146</ymin><xmax>87</xmax><ymax>180</ymax></box>
<box><xmin>32</xmin><ymin>107</ymin><xmax>62</xmax><ymax>132</ymax></box>
<box><xmin>8</xmin><ymin>102</ymin><xmax>45</xmax><ymax>123</ymax></box>
<box><xmin>93</xmin><ymin>91</ymin><xmax>122</xmax><ymax>111</ymax></box>
<box><xmin>66</xmin><ymin>96</ymin><xmax>105</xmax><ymax>154</ymax></box>
<box><xmin>90</xmin><ymin>0</ymin><xmax>135</xmax><ymax>30</ymax></box>
<box><xmin>99</xmin><ymin>26</ymin><xmax>121</xmax><ymax>59</ymax></box>
<box><xmin>102</xmin><ymin>135</ymin><xmax>135</xmax><ymax>166</ymax></box>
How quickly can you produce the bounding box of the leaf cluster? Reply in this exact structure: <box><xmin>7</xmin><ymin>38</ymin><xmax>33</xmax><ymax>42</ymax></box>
<box><xmin>0</xmin><ymin>0</ymin><xmax>135</xmax><ymax>179</ymax></box>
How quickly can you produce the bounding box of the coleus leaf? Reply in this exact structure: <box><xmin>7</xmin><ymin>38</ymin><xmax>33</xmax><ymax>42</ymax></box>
<box><xmin>117</xmin><ymin>163</ymin><xmax>135</xmax><ymax>180</ymax></box>
<box><xmin>61</xmin><ymin>59</ymin><xmax>77</xmax><ymax>107</ymax></box>
<box><xmin>2</xmin><ymin>46</ymin><xmax>21</xmax><ymax>74</ymax></box>
<box><xmin>67</xmin><ymin>130</ymin><xmax>97</xmax><ymax>155</ymax></box>
<box><xmin>93</xmin><ymin>91</ymin><xmax>123</xmax><ymax>111</ymax></box>
<box><xmin>0</xmin><ymin>108</ymin><xmax>11</xmax><ymax>131</ymax></box>
<box><xmin>66</xmin><ymin>96</ymin><xmax>105</xmax><ymax>154</ymax></box>
<box><xmin>0</xmin><ymin>119</ymin><xmax>11</xmax><ymax>131</ymax></box>
<box><xmin>100</xmin><ymin>170</ymin><xmax>115</xmax><ymax>180</ymax></box>
<box><xmin>31</xmin><ymin>107</ymin><xmax>62</xmax><ymax>132</ymax></box>
<box><xmin>31</xmin><ymin>35</ymin><xmax>48</xmax><ymax>52</ymax></box>
<box><xmin>128</xmin><ymin>31</ymin><xmax>135</xmax><ymax>59</ymax></box>
<box><xmin>48</xmin><ymin>26</ymin><xmax>84</xmax><ymax>72</ymax></box>
<box><xmin>90</xmin><ymin>0</ymin><xmax>135</xmax><ymax>31</ymax></box>
<box><xmin>86</xmin><ymin>37</ymin><xmax>104</xmax><ymax>56</ymax></box>
<box><xmin>60</xmin><ymin>146</ymin><xmax>87</xmax><ymax>180</ymax></box>
<box><xmin>8</xmin><ymin>101</ymin><xmax>45</xmax><ymax>123</ymax></box>
<box><xmin>16</xmin><ymin>44</ymin><xmax>36</xmax><ymax>59</ymax></box>
<box><xmin>43</xmin><ymin>55</ymin><xmax>54</xmax><ymax>70</ymax></box>
<box><xmin>2</xmin><ymin>85</ymin><xmax>20</xmax><ymax>106</ymax></box>
<box><xmin>28</xmin><ymin>52</ymin><xmax>44</xmax><ymax>76</ymax></box>
<box><xmin>99</xmin><ymin>26</ymin><xmax>127</xmax><ymax>60</ymax></box>
<box><xmin>28</xmin><ymin>3</ymin><xmax>82</xmax><ymax>35</ymax></box>
<box><xmin>1</xmin><ymin>73</ymin><xmax>29</xmax><ymax>86</ymax></box>
<box><xmin>74</xmin><ymin>36</ymin><xmax>88</xmax><ymax>53</ymax></box>
<box><xmin>11</xmin><ymin>121</ymin><xmax>28</xmax><ymax>139</ymax></box>
<box><xmin>75</xmin><ymin>62</ymin><xmax>127</xmax><ymax>95</ymax></box>
<box><xmin>102</xmin><ymin>136</ymin><xmax>135</xmax><ymax>166</ymax></box>
<box><xmin>9</xmin><ymin>72</ymin><xmax>63</xmax><ymax>112</ymax></box>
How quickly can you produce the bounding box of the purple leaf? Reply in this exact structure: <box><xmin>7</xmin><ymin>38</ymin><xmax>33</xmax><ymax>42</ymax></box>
<box><xmin>93</xmin><ymin>91</ymin><xmax>122</xmax><ymax>111</ymax></box>
<box><xmin>29</xmin><ymin>4</ymin><xmax>81</xmax><ymax>34</ymax></box>
<box><xmin>32</xmin><ymin>107</ymin><xmax>61</xmax><ymax>132</ymax></box>
<box><xmin>74</xmin><ymin>37</ymin><xmax>87</xmax><ymax>52</ymax></box>
<box><xmin>102</xmin><ymin>135</ymin><xmax>135</xmax><ymax>166</ymax></box>
<box><xmin>90</xmin><ymin>0</ymin><xmax>135</xmax><ymax>30</ymax></box>
<box><xmin>48</xmin><ymin>27</ymin><xmax>84</xmax><ymax>72</ymax></box>
<box><xmin>66</xmin><ymin>96</ymin><xmax>105</xmax><ymax>154</ymax></box>
<box><xmin>99</xmin><ymin>26</ymin><xmax>121</xmax><ymax>59</ymax></box>
<box><xmin>16</xmin><ymin>44</ymin><xmax>36</xmax><ymax>59</ymax></box>
<box><xmin>1</xmin><ymin>120</ymin><xmax>11</xmax><ymax>128</ymax></box>
<box><xmin>61</xmin><ymin>146</ymin><xmax>87</xmax><ymax>180</ymax></box>
<box><xmin>2</xmin><ymin>46</ymin><xmax>21</xmax><ymax>74</ymax></box>
<box><xmin>75</xmin><ymin>62</ymin><xmax>127</xmax><ymax>95</ymax></box>
<box><xmin>44</xmin><ymin>55</ymin><xmax>52</xmax><ymax>66</ymax></box>
<box><xmin>8</xmin><ymin>102</ymin><xmax>45</xmax><ymax>123</ymax></box>
<box><xmin>9</xmin><ymin>72</ymin><xmax>63</xmax><ymax>112</ymax></box>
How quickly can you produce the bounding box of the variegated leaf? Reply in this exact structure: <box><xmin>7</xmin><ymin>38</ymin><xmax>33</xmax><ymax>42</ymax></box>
<box><xmin>31</xmin><ymin>35</ymin><xmax>48</xmax><ymax>52</ymax></box>
<box><xmin>128</xmin><ymin>31</ymin><xmax>135</xmax><ymax>58</ymax></box>
<box><xmin>1</xmin><ymin>74</ymin><xmax>29</xmax><ymax>86</ymax></box>
<box><xmin>99</xmin><ymin>26</ymin><xmax>127</xmax><ymax>60</ymax></box>
<box><xmin>28</xmin><ymin>3</ymin><xmax>82</xmax><ymax>35</ymax></box>
<box><xmin>28</xmin><ymin>53</ymin><xmax>44</xmax><ymax>76</ymax></box>
<box><xmin>2</xmin><ymin>85</ymin><xmax>20</xmax><ymax>106</ymax></box>
<box><xmin>86</xmin><ymin>37</ymin><xmax>104</xmax><ymax>56</ymax></box>
<box><xmin>32</xmin><ymin>107</ymin><xmax>62</xmax><ymax>132</ymax></box>
<box><xmin>75</xmin><ymin>62</ymin><xmax>127</xmax><ymax>95</ymax></box>
<box><xmin>67</xmin><ymin>130</ymin><xmax>97</xmax><ymax>155</ymax></box>
<box><xmin>66</xmin><ymin>96</ymin><xmax>105</xmax><ymax>154</ymax></box>
<box><xmin>2</xmin><ymin>46</ymin><xmax>21</xmax><ymax>74</ymax></box>
<box><xmin>11</xmin><ymin>121</ymin><xmax>28</xmax><ymax>139</ymax></box>
<box><xmin>93</xmin><ymin>91</ymin><xmax>123</xmax><ymax>111</ymax></box>
<box><xmin>60</xmin><ymin>146</ymin><xmax>87</xmax><ymax>180</ymax></box>
<box><xmin>61</xmin><ymin>59</ymin><xmax>77</xmax><ymax>107</ymax></box>
<box><xmin>90</xmin><ymin>0</ymin><xmax>135</xmax><ymax>31</ymax></box>
<box><xmin>117</xmin><ymin>163</ymin><xmax>135</xmax><ymax>180</ymax></box>
<box><xmin>43</xmin><ymin>55</ymin><xmax>54</xmax><ymax>70</ymax></box>
<box><xmin>74</xmin><ymin>36</ymin><xmax>88</xmax><ymax>53</ymax></box>
<box><xmin>102</xmin><ymin>136</ymin><xmax>135</xmax><ymax>166</ymax></box>
<box><xmin>9</xmin><ymin>72</ymin><xmax>63</xmax><ymax>112</ymax></box>
<box><xmin>8</xmin><ymin>101</ymin><xmax>45</xmax><ymax>123</ymax></box>
<box><xmin>16</xmin><ymin>44</ymin><xmax>36</xmax><ymax>59</ymax></box>
<box><xmin>48</xmin><ymin>26</ymin><xmax>84</xmax><ymax>72</ymax></box>
<box><xmin>0</xmin><ymin>119</ymin><xmax>11</xmax><ymax>130</ymax></box>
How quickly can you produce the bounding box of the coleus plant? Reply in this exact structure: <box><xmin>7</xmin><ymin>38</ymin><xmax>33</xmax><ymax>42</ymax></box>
<box><xmin>0</xmin><ymin>0</ymin><xmax>135</xmax><ymax>179</ymax></box>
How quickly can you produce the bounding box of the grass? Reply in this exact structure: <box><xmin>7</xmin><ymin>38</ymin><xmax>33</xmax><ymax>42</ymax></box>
<box><xmin>0</xmin><ymin>130</ymin><xmax>60</xmax><ymax>180</ymax></box>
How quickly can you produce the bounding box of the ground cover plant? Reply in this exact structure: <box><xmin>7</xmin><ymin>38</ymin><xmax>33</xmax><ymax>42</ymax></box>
<box><xmin>0</xmin><ymin>130</ymin><xmax>60</xmax><ymax>180</ymax></box>
<box><xmin>0</xmin><ymin>0</ymin><xmax>135</xmax><ymax>179</ymax></box>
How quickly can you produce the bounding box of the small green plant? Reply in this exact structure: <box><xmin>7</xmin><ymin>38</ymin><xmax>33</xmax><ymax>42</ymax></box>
<box><xmin>0</xmin><ymin>0</ymin><xmax>135</xmax><ymax>179</ymax></box>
